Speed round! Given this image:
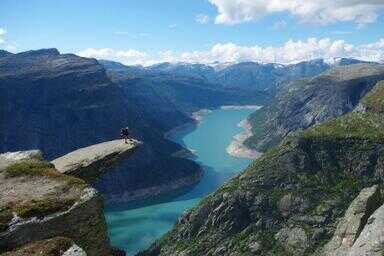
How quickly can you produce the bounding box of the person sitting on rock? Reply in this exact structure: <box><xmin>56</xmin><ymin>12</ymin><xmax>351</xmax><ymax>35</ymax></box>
<box><xmin>121</xmin><ymin>127</ymin><xmax>130</xmax><ymax>143</ymax></box>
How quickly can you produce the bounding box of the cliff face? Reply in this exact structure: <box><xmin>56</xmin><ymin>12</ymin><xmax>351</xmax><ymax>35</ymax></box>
<box><xmin>245</xmin><ymin>63</ymin><xmax>384</xmax><ymax>152</ymax></box>
<box><xmin>0</xmin><ymin>153</ymin><xmax>111</xmax><ymax>255</ymax></box>
<box><xmin>94</xmin><ymin>144</ymin><xmax>203</xmax><ymax>203</ymax></box>
<box><xmin>143</xmin><ymin>81</ymin><xmax>384</xmax><ymax>256</ymax></box>
<box><xmin>0</xmin><ymin>49</ymin><xmax>130</xmax><ymax>159</ymax></box>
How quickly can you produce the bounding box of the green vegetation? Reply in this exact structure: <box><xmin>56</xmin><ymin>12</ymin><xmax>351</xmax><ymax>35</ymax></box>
<box><xmin>1</xmin><ymin>159</ymin><xmax>88</xmax><ymax>232</ymax></box>
<box><xmin>13</xmin><ymin>198</ymin><xmax>77</xmax><ymax>219</ymax></box>
<box><xmin>1</xmin><ymin>197</ymin><xmax>79</xmax><ymax>233</ymax></box>
<box><xmin>0</xmin><ymin>206</ymin><xmax>13</xmax><ymax>233</ymax></box>
<box><xmin>243</xmin><ymin>108</ymin><xmax>271</xmax><ymax>151</ymax></box>
<box><xmin>1</xmin><ymin>237</ymin><xmax>73</xmax><ymax>256</ymax></box>
<box><xmin>5</xmin><ymin>160</ymin><xmax>55</xmax><ymax>178</ymax></box>
<box><xmin>257</xmin><ymin>231</ymin><xmax>292</xmax><ymax>256</ymax></box>
<box><xmin>4</xmin><ymin>159</ymin><xmax>87</xmax><ymax>188</ymax></box>
<box><xmin>302</xmin><ymin>112</ymin><xmax>384</xmax><ymax>142</ymax></box>
<box><xmin>362</xmin><ymin>80</ymin><xmax>384</xmax><ymax>113</ymax></box>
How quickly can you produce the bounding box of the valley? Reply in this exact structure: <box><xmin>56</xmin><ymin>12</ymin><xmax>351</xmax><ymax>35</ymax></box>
<box><xmin>1</xmin><ymin>48</ymin><xmax>384</xmax><ymax>256</ymax></box>
<box><xmin>105</xmin><ymin>107</ymin><xmax>258</xmax><ymax>254</ymax></box>
<box><xmin>3</xmin><ymin>1</ymin><xmax>384</xmax><ymax>255</ymax></box>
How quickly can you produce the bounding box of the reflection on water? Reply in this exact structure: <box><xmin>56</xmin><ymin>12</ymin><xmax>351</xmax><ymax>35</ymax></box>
<box><xmin>104</xmin><ymin>108</ymin><xmax>256</xmax><ymax>255</ymax></box>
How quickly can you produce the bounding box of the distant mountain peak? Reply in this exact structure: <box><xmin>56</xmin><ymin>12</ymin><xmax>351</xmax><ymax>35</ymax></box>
<box><xmin>17</xmin><ymin>48</ymin><xmax>60</xmax><ymax>57</ymax></box>
<box><xmin>0</xmin><ymin>50</ymin><xmax>13</xmax><ymax>57</ymax></box>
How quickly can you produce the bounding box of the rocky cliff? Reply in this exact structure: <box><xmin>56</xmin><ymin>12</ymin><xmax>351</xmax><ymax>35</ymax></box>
<box><xmin>0</xmin><ymin>140</ymin><xmax>141</xmax><ymax>255</ymax></box>
<box><xmin>0</xmin><ymin>152</ymin><xmax>110</xmax><ymax>255</ymax></box>
<box><xmin>0</xmin><ymin>237</ymin><xmax>87</xmax><ymax>256</ymax></box>
<box><xmin>142</xmin><ymin>80</ymin><xmax>384</xmax><ymax>256</ymax></box>
<box><xmin>245</xmin><ymin>63</ymin><xmax>384</xmax><ymax>152</ymax></box>
<box><xmin>0</xmin><ymin>49</ymin><xmax>132</xmax><ymax>159</ymax></box>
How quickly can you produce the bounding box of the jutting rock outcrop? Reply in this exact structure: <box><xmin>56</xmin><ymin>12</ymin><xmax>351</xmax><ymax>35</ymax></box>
<box><xmin>0</xmin><ymin>139</ymin><xmax>139</xmax><ymax>255</ymax></box>
<box><xmin>51</xmin><ymin>139</ymin><xmax>140</xmax><ymax>183</ymax></box>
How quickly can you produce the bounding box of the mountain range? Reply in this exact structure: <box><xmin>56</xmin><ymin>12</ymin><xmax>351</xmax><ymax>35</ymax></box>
<box><xmin>1</xmin><ymin>48</ymin><xmax>384</xmax><ymax>255</ymax></box>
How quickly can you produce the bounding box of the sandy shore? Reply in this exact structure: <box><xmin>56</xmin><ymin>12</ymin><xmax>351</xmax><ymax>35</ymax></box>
<box><xmin>226</xmin><ymin>118</ymin><xmax>262</xmax><ymax>159</ymax></box>
<box><xmin>221</xmin><ymin>105</ymin><xmax>262</xmax><ymax>110</ymax></box>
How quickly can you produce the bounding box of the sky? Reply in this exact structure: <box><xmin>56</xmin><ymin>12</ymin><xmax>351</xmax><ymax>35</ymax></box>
<box><xmin>1</xmin><ymin>0</ymin><xmax>384</xmax><ymax>66</ymax></box>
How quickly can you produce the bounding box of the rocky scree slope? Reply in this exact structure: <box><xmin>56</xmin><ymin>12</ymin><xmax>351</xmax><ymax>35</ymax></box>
<box><xmin>245</xmin><ymin>63</ymin><xmax>384</xmax><ymax>152</ymax></box>
<box><xmin>0</xmin><ymin>151</ymin><xmax>113</xmax><ymax>255</ymax></box>
<box><xmin>141</xmin><ymin>80</ymin><xmax>384</xmax><ymax>256</ymax></box>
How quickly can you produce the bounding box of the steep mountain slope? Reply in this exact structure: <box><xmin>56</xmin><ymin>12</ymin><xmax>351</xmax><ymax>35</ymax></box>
<box><xmin>0</xmin><ymin>49</ymin><xmax>202</xmax><ymax>204</ymax></box>
<box><xmin>143</xmin><ymin>80</ymin><xmax>384</xmax><ymax>256</ymax></box>
<box><xmin>245</xmin><ymin>63</ymin><xmax>384</xmax><ymax>152</ymax></box>
<box><xmin>0</xmin><ymin>49</ymin><xmax>130</xmax><ymax>159</ymax></box>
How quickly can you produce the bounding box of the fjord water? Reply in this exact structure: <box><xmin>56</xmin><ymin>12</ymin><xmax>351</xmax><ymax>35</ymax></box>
<box><xmin>105</xmin><ymin>108</ymin><xmax>256</xmax><ymax>255</ymax></box>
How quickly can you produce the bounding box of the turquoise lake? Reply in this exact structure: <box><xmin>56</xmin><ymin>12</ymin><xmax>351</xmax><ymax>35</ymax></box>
<box><xmin>104</xmin><ymin>108</ymin><xmax>256</xmax><ymax>255</ymax></box>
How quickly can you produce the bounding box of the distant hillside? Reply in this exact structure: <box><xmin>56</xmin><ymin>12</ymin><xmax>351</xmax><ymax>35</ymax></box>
<box><xmin>121</xmin><ymin>58</ymin><xmax>372</xmax><ymax>92</ymax></box>
<box><xmin>142</xmin><ymin>80</ymin><xmax>384</xmax><ymax>256</ymax></box>
<box><xmin>245</xmin><ymin>63</ymin><xmax>384</xmax><ymax>151</ymax></box>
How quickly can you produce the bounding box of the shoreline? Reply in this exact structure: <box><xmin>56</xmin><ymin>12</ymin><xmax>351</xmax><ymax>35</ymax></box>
<box><xmin>164</xmin><ymin>109</ymin><xmax>211</xmax><ymax>140</ymax></box>
<box><xmin>220</xmin><ymin>105</ymin><xmax>262</xmax><ymax>110</ymax></box>
<box><xmin>226</xmin><ymin>116</ymin><xmax>262</xmax><ymax>159</ymax></box>
<box><xmin>165</xmin><ymin>106</ymin><xmax>263</xmax><ymax>160</ymax></box>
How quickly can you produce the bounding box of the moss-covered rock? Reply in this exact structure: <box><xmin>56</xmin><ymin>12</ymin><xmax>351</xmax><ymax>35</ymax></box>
<box><xmin>0</xmin><ymin>156</ymin><xmax>111</xmax><ymax>256</ymax></box>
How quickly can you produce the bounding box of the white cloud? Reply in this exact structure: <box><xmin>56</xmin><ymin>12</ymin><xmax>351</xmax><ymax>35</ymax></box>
<box><xmin>77</xmin><ymin>48</ymin><xmax>149</xmax><ymax>65</ymax></box>
<box><xmin>196</xmin><ymin>14</ymin><xmax>210</xmax><ymax>24</ymax></box>
<box><xmin>208</xmin><ymin>0</ymin><xmax>384</xmax><ymax>25</ymax></box>
<box><xmin>77</xmin><ymin>38</ymin><xmax>384</xmax><ymax>66</ymax></box>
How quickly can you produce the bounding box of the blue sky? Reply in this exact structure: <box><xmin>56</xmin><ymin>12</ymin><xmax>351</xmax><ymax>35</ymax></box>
<box><xmin>1</xmin><ymin>0</ymin><xmax>384</xmax><ymax>65</ymax></box>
